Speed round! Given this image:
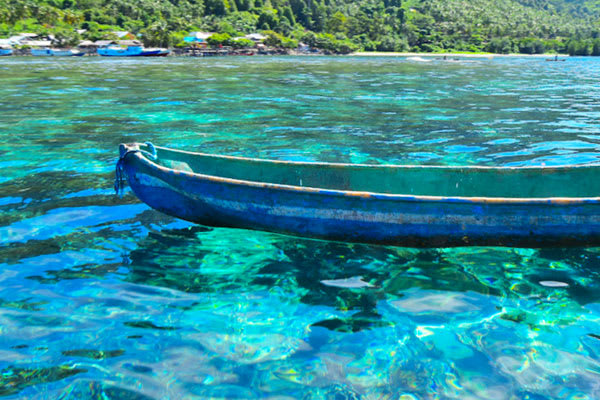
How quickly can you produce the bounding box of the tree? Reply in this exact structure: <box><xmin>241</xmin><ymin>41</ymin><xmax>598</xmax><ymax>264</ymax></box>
<box><xmin>311</xmin><ymin>3</ymin><xmax>326</xmax><ymax>32</ymax></box>
<box><xmin>207</xmin><ymin>32</ymin><xmax>232</xmax><ymax>46</ymax></box>
<box><xmin>262</xmin><ymin>29</ymin><xmax>283</xmax><ymax>46</ymax></box>
<box><xmin>232</xmin><ymin>37</ymin><xmax>254</xmax><ymax>47</ymax></box>
<box><xmin>593</xmin><ymin>38</ymin><xmax>600</xmax><ymax>56</ymax></box>
<box><xmin>205</xmin><ymin>0</ymin><xmax>228</xmax><ymax>16</ymax></box>
<box><xmin>54</xmin><ymin>27</ymin><xmax>81</xmax><ymax>46</ymax></box>
<box><xmin>325</xmin><ymin>11</ymin><xmax>346</xmax><ymax>34</ymax></box>
<box><xmin>257</xmin><ymin>8</ymin><xmax>278</xmax><ymax>30</ymax></box>
<box><xmin>141</xmin><ymin>21</ymin><xmax>172</xmax><ymax>47</ymax></box>
<box><xmin>282</xmin><ymin>6</ymin><xmax>295</xmax><ymax>25</ymax></box>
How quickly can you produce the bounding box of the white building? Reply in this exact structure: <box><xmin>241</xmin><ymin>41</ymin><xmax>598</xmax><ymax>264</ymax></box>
<box><xmin>245</xmin><ymin>33</ymin><xmax>267</xmax><ymax>42</ymax></box>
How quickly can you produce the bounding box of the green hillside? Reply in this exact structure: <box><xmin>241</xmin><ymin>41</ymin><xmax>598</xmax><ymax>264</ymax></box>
<box><xmin>0</xmin><ymin>0</ymin><xmax>598</xmax><ymax>54</ymax></box>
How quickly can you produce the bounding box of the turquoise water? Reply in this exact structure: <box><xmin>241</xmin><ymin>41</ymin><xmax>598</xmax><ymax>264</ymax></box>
<box><xmin>1</xmin><ymin>56</ymin><xmax>600</xmax><ymax>399</ymax></box>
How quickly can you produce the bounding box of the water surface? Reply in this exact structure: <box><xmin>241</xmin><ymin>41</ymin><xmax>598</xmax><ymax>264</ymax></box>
<box><xmin>1</xmin><ymin>56</ymin><xmax>600</xmax><ymax>399</ymax></box>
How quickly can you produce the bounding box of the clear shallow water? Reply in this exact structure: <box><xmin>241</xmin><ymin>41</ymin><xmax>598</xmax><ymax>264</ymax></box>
<box><xmin>1</xmin><ymin>56</ymin><xmax>600</xmax><ymax>399</ymax></box>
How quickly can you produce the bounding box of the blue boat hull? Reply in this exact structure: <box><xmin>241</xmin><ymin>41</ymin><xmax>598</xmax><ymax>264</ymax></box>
<box><xmin>31</xmin><ymin>49</ymin><xmax>84</xmax><ymax>56</ymax></box>
<box><xmin>118</xmin><ymin>144</ymin><xmax>600</xmax><ymax>248</ymax></box>
<box><xmin>98</xmin><ymin>46</ymin><xmax>169</xmax><ymax>57</ymax></box>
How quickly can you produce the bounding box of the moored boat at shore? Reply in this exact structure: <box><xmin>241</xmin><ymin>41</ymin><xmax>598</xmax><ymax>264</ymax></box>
<box><xmin>0</xmin><ymin>46</ymin><xmax>12</xmax><ymax>56</ymax></box>
<box><xmin>98</xmin><ymin>44</ymin><xmax>169</xmax><ymax>57</ymax></box>
<box><xmin>116</xmin><ymin>142</ymin><xmax>600</xmax><ymax>248</ymax></box>
<box><xmin>31</xmin><ymin>48</ymin><xmax>84</xmax><ymax>56</ymax></box>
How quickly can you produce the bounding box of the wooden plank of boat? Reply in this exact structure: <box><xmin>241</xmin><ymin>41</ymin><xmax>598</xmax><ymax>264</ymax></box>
<box><xmin>116</xmin><ymin>142</ymin><xmax>600</xmax><ymax>248</ymax></box>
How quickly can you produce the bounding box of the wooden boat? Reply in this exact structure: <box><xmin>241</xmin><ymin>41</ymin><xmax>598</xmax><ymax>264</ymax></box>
<box><xmin>98</xmin><ymin>45</ymin><xmax>169</xmax><ymax>57</ymax></box>
<box><xmin>31</xmin><ymin>48</ymin><xmax>84</xmax><ymax>56</ymax></box>
<box><xmin>116</xmin><ymin>142</ymin><xmax>600</xmax><ymax>248</ymax></box>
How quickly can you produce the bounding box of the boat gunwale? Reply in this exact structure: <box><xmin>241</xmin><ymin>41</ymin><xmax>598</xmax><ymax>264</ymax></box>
<box><xmin>152</xmin><ymin>144</ymin><xmax>600</xmax><ymax>171</ymax></box>
<box><xmin>122</xmin><ymin>143</ymin><xmax>600</xmax><ymax>205</ymax></box>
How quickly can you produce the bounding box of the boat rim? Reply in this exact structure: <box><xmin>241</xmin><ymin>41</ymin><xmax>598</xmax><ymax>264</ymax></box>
<box><xmin>121</xmin><ymin>142</ymin><xmax>600</xmax><ymax>205</ymax></box>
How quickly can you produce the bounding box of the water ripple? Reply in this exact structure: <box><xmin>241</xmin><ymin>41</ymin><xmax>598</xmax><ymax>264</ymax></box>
<box><xmin>1</xmin><ymin>56</ymin><xmax>600</xmax><ymax>399</ymax></box>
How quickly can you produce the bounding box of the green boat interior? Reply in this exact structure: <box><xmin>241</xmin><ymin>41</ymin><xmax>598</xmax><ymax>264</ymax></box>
<box><xmin>140</xmin><ymin>143</ymin><xmax>600</xmax><ymax>199</ymax></box>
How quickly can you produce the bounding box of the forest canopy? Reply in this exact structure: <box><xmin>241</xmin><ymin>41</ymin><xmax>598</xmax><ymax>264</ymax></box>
<box><xmin>1</xmin><ymin>0</ymin><xmax>599</xmax><ymax>54</ymax></box>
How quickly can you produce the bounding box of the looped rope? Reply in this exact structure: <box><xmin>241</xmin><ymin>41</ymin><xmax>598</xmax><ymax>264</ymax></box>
<box><xmin>114</xmin><ymin>142</ymin><xmax>157</xmax><ymax>197</ymax></box>
<box><xmin>142</xmin><ymin>142</ymin><xmax>157</xmax><ymax>161</ymax></box>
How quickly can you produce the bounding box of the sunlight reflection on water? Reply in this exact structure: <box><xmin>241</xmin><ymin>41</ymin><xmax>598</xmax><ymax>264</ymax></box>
<box><xmin>1</xmin><ymin>56</ymin><xmax>600</xmax><ymax>399</ymax></box>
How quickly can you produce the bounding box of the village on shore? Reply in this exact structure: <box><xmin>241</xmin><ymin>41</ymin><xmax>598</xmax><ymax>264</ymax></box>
<box><xmin>0</xmin><ymin>31</ymin><xmax>320</xmax><ymax>57</ymax></box>
<box><xmin>0</xmin><ymin>31</ymin><xmax>574</xmax><ymax>59</ymax></box>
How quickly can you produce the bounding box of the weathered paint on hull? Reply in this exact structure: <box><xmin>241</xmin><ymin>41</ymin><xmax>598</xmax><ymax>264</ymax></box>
<box><xmin>120</xmin><ymin>148</ymin><xmax>600</xmax><ymax>248</ymax></box>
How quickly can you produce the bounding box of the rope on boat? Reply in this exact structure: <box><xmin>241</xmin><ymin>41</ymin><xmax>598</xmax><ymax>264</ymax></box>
<box><xmin>114</xmin><ymin>142</ymin><xmax>157</xmax><ymax>197</ymax></box>
<box><xmin>144</xmin><ymin>142</ymin><xmax>157</xmax><ymax>160</ymax></box>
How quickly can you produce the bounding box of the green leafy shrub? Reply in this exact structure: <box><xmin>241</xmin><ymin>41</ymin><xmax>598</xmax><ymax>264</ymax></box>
<box><xmin>231</xmin><ymin>38</ymin><xmax>255</xmax><ymax>48</ymax></box>
<box><xmin>207</xmin><ymin>32</ymin><xmax>233</xmax><ymax>46</ymax></box>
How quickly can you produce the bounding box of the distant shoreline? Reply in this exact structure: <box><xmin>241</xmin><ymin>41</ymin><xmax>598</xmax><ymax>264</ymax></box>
<box><xmin>350</xmin><ymin>52</ymin><xmax>569</xmax><ymax>58</ymax></box>
<box><xmin>3</xmin><ymin>49</ymin><xmax>573</xmax><ymax>58</ymax></box>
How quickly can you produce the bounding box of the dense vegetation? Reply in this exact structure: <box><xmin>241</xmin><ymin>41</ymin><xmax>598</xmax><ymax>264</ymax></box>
<box><xmin>1</xmin><ymin>0</ymin><xmax>599</xmax><ymax>54</ymax></box>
